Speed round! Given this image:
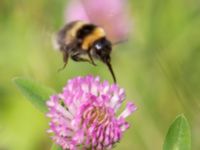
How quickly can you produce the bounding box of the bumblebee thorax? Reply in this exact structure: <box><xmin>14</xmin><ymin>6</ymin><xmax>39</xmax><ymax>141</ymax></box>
<box><xmin>81</xmin><ymin>26</ymin><xmax>106</xmax><ymax>50</ymax></box>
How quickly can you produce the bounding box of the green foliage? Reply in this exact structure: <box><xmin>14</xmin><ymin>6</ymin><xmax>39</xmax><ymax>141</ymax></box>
<box><xmin>13</xmin><ymin>77</ymin><xmax>55</xmax><ymax>113</ymax></box>
<box><xmin>163</xmin><ymin>115</ymin><xmax>191</xmax><ymax>150</ymax></box>
<box><xmin>0</xmin><ymin>0</ymin><xmax>200</xmax><ymax>149</ymax></box>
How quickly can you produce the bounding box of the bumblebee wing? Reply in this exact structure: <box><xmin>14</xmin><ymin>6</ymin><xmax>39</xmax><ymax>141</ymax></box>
<box><xmin>80</xmin><ymin>0</ymin><xmax>130</xmax><ymax>44</ymax></box>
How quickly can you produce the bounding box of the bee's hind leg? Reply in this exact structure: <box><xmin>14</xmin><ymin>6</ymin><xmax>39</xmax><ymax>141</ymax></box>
<box><xmin>58</xmin><ymin>51</ymin><xmax>69</xmax><ymax>72</ymax></box>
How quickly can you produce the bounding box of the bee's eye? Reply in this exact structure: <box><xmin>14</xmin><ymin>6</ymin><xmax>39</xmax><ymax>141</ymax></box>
<box><xmin>95</xmin><ymin>43</ymin><xmax>102</xmax><ymax>50</ymax></box>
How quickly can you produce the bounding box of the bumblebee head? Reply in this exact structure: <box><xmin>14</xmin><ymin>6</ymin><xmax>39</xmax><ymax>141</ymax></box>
<box><xmin>94</xmin><ymin>37</ymin><xmax>111</xmax><ymax>61</ymax></box>
<box><xmin>93</xmin><ymin>38</ymin><xmax>116</xmax><ymax>83</ymax></box>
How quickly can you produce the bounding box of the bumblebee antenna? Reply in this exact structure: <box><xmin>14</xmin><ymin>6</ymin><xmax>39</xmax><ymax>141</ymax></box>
<box><xmin>106</xmin><ymin>61</ymin><xmax>117</xmax><ymax>83</ymax></box>
<box><xmin>112</xmin><ymin>39</ymin><xmax>128</xmax><ymax>46</ymax></box>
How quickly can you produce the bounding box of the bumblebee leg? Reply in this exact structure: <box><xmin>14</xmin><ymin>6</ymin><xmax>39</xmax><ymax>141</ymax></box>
<box><xmin>57</xmin><ymin>52</ymin><xmax>69</xmax><ymax>72</ymax></box>
<box><xmin>71</xmin><ymin>53</ymin><xmax>90</xmax><ymax>63</ymax></box>
<box><xmin>87</xmin><ymin>51</ymin><xmax>96</xmax><ymax>66</ymax></box>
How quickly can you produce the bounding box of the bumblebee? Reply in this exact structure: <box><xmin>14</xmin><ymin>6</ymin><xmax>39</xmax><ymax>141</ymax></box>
<box><xmin>56</xmin><ymin>20</ymin><xmax>116</xmax><ymax>83</ymax></box>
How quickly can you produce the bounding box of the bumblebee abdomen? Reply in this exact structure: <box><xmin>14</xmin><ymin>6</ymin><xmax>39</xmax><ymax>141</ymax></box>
<box><xmin>56</xmin><ymin>21</ymin><xmax>87</xmax><ymax>47</ymax></box>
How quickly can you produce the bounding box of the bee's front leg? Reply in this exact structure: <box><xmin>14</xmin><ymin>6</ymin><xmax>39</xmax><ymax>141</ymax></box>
<box><xmin>87</xmin><ymin>51</ymin><xmax>96</xmax><ymax>66</ymax></box>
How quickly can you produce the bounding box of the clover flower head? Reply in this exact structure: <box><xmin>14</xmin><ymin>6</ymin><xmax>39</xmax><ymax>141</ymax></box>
<box><xmin>47</xmin><ymin>75</ymin><xmax>136</xmax><ymax>150</ymax></box>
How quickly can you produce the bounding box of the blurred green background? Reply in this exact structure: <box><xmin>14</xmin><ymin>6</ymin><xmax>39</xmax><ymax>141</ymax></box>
<box><xmin>0</xmin><ymin>0</ymin><xmax>200</xmax><ymax>149</ymax></box>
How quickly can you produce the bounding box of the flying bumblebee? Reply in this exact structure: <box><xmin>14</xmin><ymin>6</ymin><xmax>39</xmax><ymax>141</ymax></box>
<box><xmin>54</xmin><ymin>0</ymin><xmax>130</xmax><ymax>83</ymax></box>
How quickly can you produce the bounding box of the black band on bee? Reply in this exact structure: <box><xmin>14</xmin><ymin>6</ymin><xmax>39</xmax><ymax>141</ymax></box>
<box><xmin>76</xmin><ymin>24</ymin><xmax>96</xmax><ymax>40</ymax></box>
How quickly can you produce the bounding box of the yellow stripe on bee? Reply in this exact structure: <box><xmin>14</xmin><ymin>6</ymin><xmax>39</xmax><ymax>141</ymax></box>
<box><xmin>65</xmin><ymin>21</ymin><xmax>86</xmax><ymax>44</ymax></box>
<box><xmin>82</xmin><ymin>27</ymin><xmax>106</xmax><ymax>50</ymax></box>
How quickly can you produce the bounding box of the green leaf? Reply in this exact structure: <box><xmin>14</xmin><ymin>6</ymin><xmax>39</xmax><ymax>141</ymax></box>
<box><xmin>163</xmin><ymin>115</ymin><xmax>191</xmax><ymax>150</ymax></box>
<box><xmin>51</xmin><ymin>144</ymin><xmax>62</xmax><ymax>150</ymax></box>
<box><xmin>13</xmin><ymin>77</ymin><xmax>55</xmax><ymax>113</ymax></box>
